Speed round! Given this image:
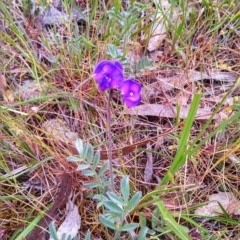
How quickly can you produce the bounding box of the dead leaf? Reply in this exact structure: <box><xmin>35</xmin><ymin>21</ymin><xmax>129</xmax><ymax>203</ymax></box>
<box><xmin>149</xmin><ymin>50</ymin><xmax>163</xmax><ymax>61</ymax></box>
<box><xmin>147</xmin><ymin>0</ymin><xmax>180</xmax><ymax>52</ymax></box>
<box><xmin>228</xmin><ymin>155</ymin><xmax>240</xmax><ymax>165</ymax></box>
<box><xmin>195</xmin><ymin>70</ymin><xmax>237</xmax><ymax>82</ymax></box>
<box><xmin>125</xmin><ymin>104</ymin><xmax>217</xmax><ymax>120</ymax></box>
<box><xmin>194</xmin><ymin>192</ymin><xmax>240</xmax><ymax>216</ymax></box>
<box><xmin>30</xmin><ymin>106</ymin><xmax>40</xmax><ymax>113</ymax></box>
<box><xmin>147</xmin><ymin>3</ymin><xmax>169</xmax><ymax>52</ymax></box>
<box><xmin>42</xmin><ymin>119</ymin><xmax>78</xmax><ymax>144</ymax></box>
<box><xmin>49</xmin><ymin>199</ymin><xmax>81</xmax><ymax>240</ymax></box>
<box><xmin>154</xmin><ymin>126</ymin><xmax>165</xmax><ymax>152</ymax></box>
<box><xmin>218</xmin><ymin>61</ymin><xmax>232</xmax><ymax>71</ymax></box>
<box><xmin>0</xmin><ymin>73</ymin><xmax>7</xmax><ymax>89</ymax></box>
<box><xmin>3</xmin><ymin>90</ymin><xmax>15</xmax><ymax>103</ymax></box>
<box><xmin>18</xmin><ymin>80</ymin><xmax>48</xmax><ymax>101</ymax></box>
<box><xmin>147</xmin><ymin>15</ymin><xmax>166</xmax><ymax>51</ymax></box>
<box><xmin>127</xmin><ymin>50</ymin><xmax>142</xmax><ymax>64</ymax></box>
<box><xmin>144</xmin><ymin>70</ymin><xmax>237</xmax><ymax>98</ymax></box>
<box><xmin>42</xmin><ymin>6</ymin><xmax>68</xmax><ymax>26</ymax></box>
<box><xmin>176</xmin><ymin>91</ymin><xmax>191</xmax><ymax>106</ymax></box>
<box><xmin>0</xmin><ymin>229</ymin><xmax>6</xmax><ymax>239</ymax></box>
<box><xmin>126</xmin><ymin>41</ymin><xmax>143</xmax><ymax>63</ymax></box>
<box><xmin>66</xmin><ymin>128</ymin><xmax>175</xmax><ymax>160</ymax></box>
<box><xmin>3</xmin><ymin>165</ymin><xmax>28</xmax><ymax>178</ymax></box>
<box><xmin>26</xmin><ymin>173</ymin><xmax>72</xmax><ymax>240</ymax></box>
<box><xmin>22</xmin><ymin>178</ymin><xmax>42</xmax><ymax>191</ymax></box>
<box><xmin>144</xmin><ymin>142</ymin><xmax>153</xmax><ymax>182</ymax></box>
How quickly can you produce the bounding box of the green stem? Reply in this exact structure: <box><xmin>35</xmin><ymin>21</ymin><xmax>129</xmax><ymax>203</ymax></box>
<box><xmin>107</xmin><ymin>90</ymin><xmax>115</xmax><ymax>192</ymax></box>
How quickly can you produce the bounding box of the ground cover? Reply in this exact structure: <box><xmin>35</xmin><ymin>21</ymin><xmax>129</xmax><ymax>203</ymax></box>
<box><xmin>0</xmin><ymin>0</ymin><xmax>240</xmax><ymax>239</ymax></box>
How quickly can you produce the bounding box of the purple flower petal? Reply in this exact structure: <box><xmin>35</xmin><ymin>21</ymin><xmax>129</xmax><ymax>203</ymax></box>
<box><xmin>114</xmin><ymin>61</ymin><xmax>123</xmax><ymax>72</ymax></box>
<box><xmin>94</xmin><ymin>60</ymin><xmax>124</xmax><ymax>91</ymax></box>
<box><xmin>119</xmin><ymin>79</ymin><xmax>142</xmax><ymax>107</ymax></box>
<box><xmin>123</xmin><ymin>94</ymin><xmax>141</xmax><ymax>107</ymax></box>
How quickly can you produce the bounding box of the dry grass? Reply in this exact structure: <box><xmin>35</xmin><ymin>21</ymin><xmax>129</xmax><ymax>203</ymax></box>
<box><xmin>0</xmin><ymin>0</ymin><xmax>240</xmax><ymax>239</ymax></box>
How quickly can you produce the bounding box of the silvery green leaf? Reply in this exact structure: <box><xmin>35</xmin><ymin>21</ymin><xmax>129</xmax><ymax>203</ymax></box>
<box><xmin>147</xmin><ymin>229</ymin><xmax>156</xmax><ymax>235</ymax></box>
<box><xmin>49</xmin><ymin>221</ymin><xmax>58</xmax><ymax>240</ymax></box>
<box><xmin>67</xmin><ymin>156</ymin><xmax>83</xmax><ymax>162</ymax></box>
<box><xmin>77</xmin><ymin>164</ymin><xmax>90</xmax><ymax>171</ymax></box>
<box><xmin>75</xmin><ymin>139</ymin><xmax>84</xmax><ymax>155</ymax></box>
<box><xmin>126</xmin><ymin>191</ymin><xmax>142</xmax><ymax>210</ymax></box>
<box><xmin>92</xmin><ymin>194</ymin><xmax>102</xmax><ymax>201</ymax></box>
<box><xmin>106</xmin><ymin>192</ymin><xmax>125</xmax><ymax>206</ymax></box>
<box><xmin>151</xmin><ymin>208</ymin><xmax>159</xmax><ymax>229</ymax></box>
<box><xmin>96</xmin><ymin>201</ymin><xmax>103</xmax><ymax>208</ymax></box>
<box><xmin>93</xmin><ymin>151</ymin><xmax>100</xmax><ymax>170</ymax></box>
<box><xmin>83</xmin><ymin>182</ymin><xmax>99</xmax><ymax>189</ymax></box>
<box><xmin>107</xmin><ymin>44</ymin><xmax>119</xmax><ymax>58</ymax></box>
<box><xmin>99</xmin><ymin>215</ymin><xmax>117</xmax><ymax>230</ymax></box>
<box><xmin>119</xmin><ymin>223</ymin><xmax>138</xmax><ymax>232</ymax></box>
<box><xmin>93</xmin><ymin>194</ymin><xmax>108</xmax><ymax>202</ymax></box>
<box><xmin>82</xmin><ymin>143</ymin><xmax>89</xmax><ymax>159</ymax></box>
<box><xmin>98</xmin><ymin>161</ymin><xmax>109</xmax><ymax>176</ymax></box>
<box><xmin>86</xmin><ymin>144</ymin><xmax>93</xmax><ymax>164</ymax></box>
<box><xmin>103</xmin><ymin>200</ymin><xmax>123</xmax><ymax>214</ymax></box>
<box><xmin>104</xmin><ymin>212</ymin><xmax>115</xmax><ymax>220</ymax></box>
<box><xmin>61</xmin><ymin>233</ymin><xmax>68</xmax><ymax>240</ymax></box>
<box><xmin>137</xmin><ymin>227</ymin><xmax>149</xmax><ymax>240</ymax></box>
<box><xmin>102</xmin><ymin>179</ymin><xmax>111</xmax><ymax>188</ymax></box>
<box><xmin>136</xmin><ymin>56</ymin><xmax>153</xmax><ymax>72</ymax></box>
<box><xmin>139</xmin><ymin>212</ymin><xmax>147</xmax><ymax>228</ymax></box>
<box><xmin>120</xmin><ymin>176</ymin><xmax>130</xmax><ymax>203</ymax></box>
<box><xmin>82</xmin><ymin>169</ymin><xmax>95</xmax><ymax>176</ymax></box>
<box><xmin>49</xmin><ymin>200</ymin><xmax>81</xmax><ymax>240</ymax></box>
<box><xmin>84</xmin><ymin>229</ymin><xmax>91</xmax><ymax>240</ymax></box>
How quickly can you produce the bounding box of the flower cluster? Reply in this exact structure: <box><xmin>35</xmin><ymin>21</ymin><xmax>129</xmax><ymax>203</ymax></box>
<box><xmin>94</xmin><ymin>60</ymin><xmax>141</xmax><ymax>108</ymax></box>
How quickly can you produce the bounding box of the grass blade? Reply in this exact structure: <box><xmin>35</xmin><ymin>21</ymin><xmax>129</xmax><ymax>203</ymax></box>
<box><xmin>160</xmin><ymin>93</ymin><xmax>201</xmax><ymax>185</ymax></box>
<box><xmin>155</xmin><ymin>199</ymin><xmax>191</xmax><ymax>240</ymax></box>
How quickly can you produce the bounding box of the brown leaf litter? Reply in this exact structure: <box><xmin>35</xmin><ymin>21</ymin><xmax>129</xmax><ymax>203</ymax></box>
<box><xmin>195</xmin><ymin>192</ymin><xmax>240</xmax><ymax>217</ymax></box>
<box><xmin>26</xmin><ymin>172</ymin><xmax>72</xmax><ymax>240</ymax></box>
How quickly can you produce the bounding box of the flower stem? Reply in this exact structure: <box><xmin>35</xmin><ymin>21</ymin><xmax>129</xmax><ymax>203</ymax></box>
<box><xmin>107</xmin><ymin>90</ymin><xmax>115</xmax><ymax>192</ymax></box>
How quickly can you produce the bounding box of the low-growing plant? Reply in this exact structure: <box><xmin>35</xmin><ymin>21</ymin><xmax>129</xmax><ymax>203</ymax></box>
<box><xmin>49</xmin><ymin>221</ymin><xmax>79</xmax><ymax>240</ymax></box>
<box><xmin>1</xmin><ymin>0</ymin><xmax>240</xmax><ymax>239</ymax></box>
<box><xmin>67</xmin><ymin>139</ymin><xmax>148</xmax><ymax>240</ymax></box>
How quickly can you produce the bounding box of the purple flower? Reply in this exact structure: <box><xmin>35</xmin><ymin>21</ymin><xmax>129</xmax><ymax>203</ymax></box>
<box><xmin>94</xmin><ymin>60</ymin><xmax>124</xmax><ymax>91</ymax></box>
<box><xmin>119</xmin><ymin>79</ymin><xmax>142</xmax><ymax>108</ymax></box>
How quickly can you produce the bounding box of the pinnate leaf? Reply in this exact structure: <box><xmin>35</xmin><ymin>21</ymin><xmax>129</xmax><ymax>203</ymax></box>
<box><xmin>67</xmin><ymin>156</ymin><xmax>83</xmax><ymax>162</ymax></box>
<box><xmin>83</xmin><ymin>182</ymin><xmax>99</xmax><ymax>189</ymax></box>
<box><xmin>86</xmin><ymin>144</ymin><xmax>93</xmax><ymax>163</ymax></box>
<box><xmin>126</xmin><ymin>191</ymin><xmax>142</xmax><ymax>210</ymax></box>
<box><xmin>119</xmin><ymin>223</ymin><xmax>138</xmax><ymax>232</ymax></box>
<box><xmin>77</xmin><ymin>164</ymin><xmax>90</xmax><ymax>171</ymax></box>
<box><xmin>82</xmin><ymin>170</ymin><xmax>95</xmax><ymax>176</ymax></box>
<box><xmin>137</xmin><ymin>227</ymin><xmax>149</xmax><ymax>240</ymax></box>
<box><xmin>93</xmin><ymin>151</ymin><xmax>100</xmax><ymax>170</ymax></box>
<box><xmin>99</xmin><ymin>215</ymin><xmax>117</xmax><ymax>230</ymax></box>
<box><xmin>99</xmin><ymin>161</ymin><xmax>109</xmax><ymax>176</ymax></box>
<box><xmin>121</xmin><ymin>176</ymin><xmax>130</xmax><ymax>203</ymax></box>
<box><xmin>84</xmin><ymin>229</ymin><xmax>91</xmax><ymax>240</ymax></box>
<box><xmin>103</xmin><ymin>200</ymin><xmax>123</xmax><ymax>214</ymax></box>
<box><xmin>106</xmin><ymin>192</ymin><xmax>125</xmax><ymax>206</ymax></box>
<box><xmin>75</xmin><ymin>139</ymin><xmax>84</xmax><ymax>156</ymax></box>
